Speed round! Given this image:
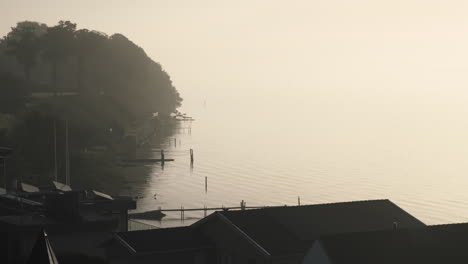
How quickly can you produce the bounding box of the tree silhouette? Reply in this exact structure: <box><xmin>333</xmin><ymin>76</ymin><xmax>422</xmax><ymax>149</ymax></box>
<box><xmin>0</xmin><ymin>19</ymin><xmax>184</xmax><ymax>184</ymax></box>
<box><xmin>0</xmin><ymin>73</ymin><xmax>28</xmax><ymax>113</ymax></box>
<box><xmin>41</xmin><ymin>21</ymin><xmax>76</xmax><ymax>96</ymax></box>
<box><xmin>74</xmin><ymin>29</ymin><xmax>108</xmax><ymax>93</ymax></box>
<box><xmin>3</xmin><ymin>21</ymin><xmax>46</xmax><ymax>82</ymax></box>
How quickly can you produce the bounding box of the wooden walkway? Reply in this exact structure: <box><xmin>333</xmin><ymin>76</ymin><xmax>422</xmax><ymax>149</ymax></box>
<box><xmin>130</xmin><ymin>204</ymin><xmax>280</xmax><ymax>221</ymax></box>
<box><xmin>123</xmin><ymin>158</ymin><xmax>174</xmax><ymax>163</ymax></box>
<box><xmin>158</xmin><ymin>206</ymin><xmax>263</xmax><ymax>212</ymax></box>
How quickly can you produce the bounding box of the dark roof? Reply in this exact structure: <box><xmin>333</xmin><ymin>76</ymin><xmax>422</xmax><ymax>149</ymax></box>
<box><xmin>219</xmin><ymin>199</ymin><xmax>425</xmax><ymax>256</ymax></box>
<box><xmin>27</xmin><ymin>230</ymin><xmax>59</xmax><ymax>264</ymax></box>
<box><xmin>316</xmin><ymin>223</ymin><xmax>468</xmax><ymax>264</ymax></box>
<box><xmin>117</xmin><ymin>226</ymin><xmax>213</xmax><ymax>254</ymax></box>
<box><xmin>0</xmin><ymin>147</ymin><xmax>12</xmax><ymax>158</ymax></box>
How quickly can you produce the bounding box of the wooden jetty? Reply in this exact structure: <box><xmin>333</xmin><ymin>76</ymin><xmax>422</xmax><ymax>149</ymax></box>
<box><xmin>129</xmin><ymin>205</ymin><xmax>266</xmax><ymax>221</ymax></box>
<box><xmin>123</xmin><ymin>158</ymin><xmax>174</xmax><ymax>163</ymax></box>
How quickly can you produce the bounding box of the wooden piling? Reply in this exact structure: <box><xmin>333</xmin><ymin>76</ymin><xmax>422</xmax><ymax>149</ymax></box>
<box><xmin>161</xmin><ymin>150</ymin><xmax>165</xmax><ymax>166</ymax></box>
<box><xmin>174</xmin><ymin>138</ymin><xmax>177</xmax><ymax>147</ymax></box>
<box><xmin>298</xmin><ymin>196</ymin><xmax>301</xmax><ymax>206</ymax></box>
<box><xmin>204</xmin><ymin>205</ymin><xmax>207</xmax><ymax>217</ymax></box>
<box><xmin>190</xmin><ymin>149</ymin><xmax>194</xmax><ymax>164</ymax></box>
<box><xmin>205</xmin><ymin>176</ymin><xmax>207</xmax><ymax>192</ymax></box>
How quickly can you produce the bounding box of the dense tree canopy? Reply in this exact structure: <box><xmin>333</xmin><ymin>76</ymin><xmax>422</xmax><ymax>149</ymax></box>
<box><xmin>3</xmin><ymin>21</ymin><xmax>47</xmax><ymax>81</ymax></box>
<box><xmin>0</xmin><ymin>20</ymin><xmax>182</xmax><ymax>118</ymax></box>
<box><xmin>0</xmin><ymin>73</ymin><xmax>28</xmax><ymax>114</ymax></box>
<box><xmin>0</xmin><ymin>20</ymin><xmax>183</xmax><ymax>187</ymax></box>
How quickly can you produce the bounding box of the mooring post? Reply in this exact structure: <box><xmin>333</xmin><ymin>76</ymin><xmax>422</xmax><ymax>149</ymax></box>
<box><xmin>190</xmin><ymin>149</ymin><xmax>194</xmax><ymax>164</ymax></box>
<box><xmin>241</xmin><ymin>200</ymin><xmax>246</xmax><ymax>210</ymax></box>
<box><xmin>298</xmin><ymin>196</ymin><xmax>301</xmax><ymax>206</ymax></box>
<box><xmin>205</xmin><ymin>176</ymin><xmax>207</xmax><ymax>193</ymax></box>
<box><xmin>161</xmin><ymin>149</ymin><xmax>165</xmax><ymax>166</ymax></box>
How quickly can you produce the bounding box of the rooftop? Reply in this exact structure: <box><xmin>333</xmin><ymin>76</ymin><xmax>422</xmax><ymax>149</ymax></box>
<box><xmin>116</xmin><ymin>226</ymin><xmax>213</xmax><ymax>254</ymax></box>
<box><xmin>218</xmin><ymin>199</ymin><xmax>425</xmax><ymax>256</ymax></box>
<box><xmin>315</xmin><ymin>222</ymin><xmax>468</xmax><ymax>264</ymax></box>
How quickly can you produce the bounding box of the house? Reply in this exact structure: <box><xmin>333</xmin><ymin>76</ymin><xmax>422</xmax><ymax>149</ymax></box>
<box><xmin>106</xmin><ymin>226</ymin><xmax>214</xmax><ymax>264</ymax></box>
<box><xmin>302</xmin><ymin>222</ymin><xmax>468</xmax><ymax>264</ymax></box>
<box><xmin>193</xmin><ymin>199</ymin><xmax>426</xmax><ymax>264</ymax></box>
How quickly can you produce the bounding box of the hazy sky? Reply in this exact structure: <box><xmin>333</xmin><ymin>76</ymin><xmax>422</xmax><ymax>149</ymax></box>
<box><xmin>2</xmin><ymin>0</ymin><xmax>468</xmax><ymax>120</ymax></box>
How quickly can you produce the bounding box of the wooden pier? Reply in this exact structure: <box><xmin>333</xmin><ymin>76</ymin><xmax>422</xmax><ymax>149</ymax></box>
<box><xmin>123</xmin><ymin>158</ymin><xmax>174</xmax><ymax>163</ymax></box>
<box><xmin>130</xmin><ymin>198</ymin><xmax>302</xmax><ymax>221</ymax></box>
<box><xmin>157</xmin><ymin>206</ymin><xmax>261</xmax><ymax>212</ymax></box>
<box><xmin>130</xmin><ymin>204</ymin><xmax>268</xmax><ymax>221</ymax></box>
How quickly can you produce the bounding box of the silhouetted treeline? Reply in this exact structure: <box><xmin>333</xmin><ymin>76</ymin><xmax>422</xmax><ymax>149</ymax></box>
<box><xmin>1</xmin><ymin>20</ymin><xmax>181</xmax><ymax>116</ymax></box>
<box><xmin>0</xmin><ymin>20</ymin><xmax>182</xmax><ymax>188</ymax></box>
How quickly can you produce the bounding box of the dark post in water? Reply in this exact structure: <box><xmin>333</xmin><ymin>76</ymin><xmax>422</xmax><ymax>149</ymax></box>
<box><xmin>190</xmin><ymin>149</ymin><xmax>194</xmax><ymax>165</ymax></box>
<box><xmin>161</xmin><ymin>150</ymin><xmax>165</xmax><ymax>166</ymax></box>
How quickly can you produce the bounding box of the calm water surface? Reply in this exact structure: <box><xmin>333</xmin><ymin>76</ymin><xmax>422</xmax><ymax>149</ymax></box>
<box><xmin>116</xmin><ymin>98</ymin><xmax>468</xmax><ymax>227</ymax></box>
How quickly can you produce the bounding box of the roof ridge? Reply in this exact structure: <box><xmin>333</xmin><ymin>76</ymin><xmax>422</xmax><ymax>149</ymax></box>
<box><xmin>429</xmin><ymin>222</ymin><xmax>468</xmax><ymax>227</ymax></box>
<box><xmin>114</xmin><ymin>233</ymin><xmax>137</xmax><ymax>254</ymax></box>
<box><xmin>220</xmin><ymin>199</ymin><xmax>392</xmax><ymax>214</ymax></box>
<box><xmin>215</xmin><ymin>212</ymin><xmax>271</xmax><ymax>257</ymax></box>
<box><xmin>286</xmin><ymin>199</ymin><xmax>391</xmax><ymax>208</ymax></box>
<box><xmin>386</xmin><ymin>200</ymin><xmax>427</xmax><ymax>226</ymax></box>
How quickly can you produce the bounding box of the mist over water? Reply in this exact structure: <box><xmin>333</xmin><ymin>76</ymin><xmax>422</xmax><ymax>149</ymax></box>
<box><xmin>128</xmin><ymin>86</ymin><xmax>468</xmax><ymax>227</ymax></box>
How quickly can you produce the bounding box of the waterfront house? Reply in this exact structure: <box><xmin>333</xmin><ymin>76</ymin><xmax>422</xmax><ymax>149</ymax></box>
<box><xmin>194</xmin><ymin>199</ymin><xmax>426</xmax><ymax>264</ymax></box>
<box><xmin>302</xmin><ymin>222</ymin><xmax>468</xmax><ymax>264</ymax></box>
